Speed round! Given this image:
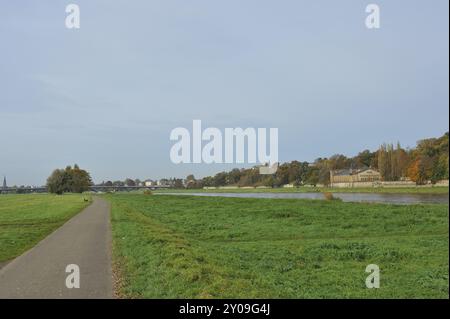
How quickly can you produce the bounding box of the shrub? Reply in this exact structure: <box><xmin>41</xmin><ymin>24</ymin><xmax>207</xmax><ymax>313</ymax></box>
<box><xmin>323</xmin><ymin>192</ymin><xmax>340</xmax><ymax>201</ymax></box>
<box><xmin>323</xmin><ymin>192</ymin><xmax>336</xmax><ymax>200</ymax></box>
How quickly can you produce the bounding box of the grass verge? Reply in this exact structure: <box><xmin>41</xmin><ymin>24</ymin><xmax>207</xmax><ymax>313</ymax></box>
<box><xmin>0</xmin><ymin>194</ymin><xmax>91</xmax><ymax>262</ymax></box>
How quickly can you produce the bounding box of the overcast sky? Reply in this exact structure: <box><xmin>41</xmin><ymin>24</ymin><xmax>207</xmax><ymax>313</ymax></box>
<box><xmin>1</xmin><ymin>0</ymin><xmax>448</xmax><ymax>185</ymax></box>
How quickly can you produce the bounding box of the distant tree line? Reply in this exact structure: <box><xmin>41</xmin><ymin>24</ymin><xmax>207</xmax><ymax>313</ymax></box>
<box><xmin>47</xmin><ymin>164</ymin><xmax>92</xmax><ymax>194</ymax></box>
<box><xmin>184</xmin><ymin>132</ymin><xmax>449</xmax><ymax>188</ymax></box>
<box><xmin>99</xmin><ymin>179</ymin><xmax>141</xmax><ymax>187</ymax></box>
<box><xmin>98</xmin><ymin>177</ymin><xmax>184</xmax><ymax>188</ymax></box>
<box><xmin>48</xmin><ymin>133</ymin><xmax>447</xmax><ymax>192</ymax></box>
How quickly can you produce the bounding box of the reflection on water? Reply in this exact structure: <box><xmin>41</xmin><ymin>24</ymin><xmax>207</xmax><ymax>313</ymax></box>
<box><xmin>159</xmin><ymin>192</ymin><xmax>449</xmax><ymax>205</ymax></box>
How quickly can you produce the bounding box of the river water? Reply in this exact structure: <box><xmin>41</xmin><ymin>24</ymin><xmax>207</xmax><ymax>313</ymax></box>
<box><xmin>158</xmin><ymin>192</ymin><xmax>449</xmax><ymax>205</ymax></box>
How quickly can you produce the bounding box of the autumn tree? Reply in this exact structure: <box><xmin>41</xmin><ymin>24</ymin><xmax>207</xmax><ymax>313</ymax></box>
<box><xmin>407</xmin><ymin>132</ymin><xmax>449</xmax><ymax>184</ymax></box>
<box><xmin>354</xmin><ymin>150</ymin><xmax>375</xmax><ymax>168</ymax></box>
<box><xmin>377</xmin><ymin>143</ymin><xmax>410</xmax><ymax>181</ymax></box>
<box><xmin>407</xmin><ymin>156</ymin><xmax>432</xmax><ymax>185</ymax></box>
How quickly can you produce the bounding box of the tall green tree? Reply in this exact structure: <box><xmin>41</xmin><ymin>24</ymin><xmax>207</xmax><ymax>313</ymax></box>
<box><xmin>46</xmin><ymin>164</ymin><xmax>92</xmax><ymax>194</ymax></box>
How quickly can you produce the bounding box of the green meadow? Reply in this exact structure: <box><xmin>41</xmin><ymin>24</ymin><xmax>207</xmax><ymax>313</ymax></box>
<box><xmin>107</xmin><ymin>194</ymin><xmax>449</xmax><ymax>298</ymax></box>
<box><xmin>0</xmin><ymin>194</ymin><xmax>90</xmax><ymax>262</ymax></box>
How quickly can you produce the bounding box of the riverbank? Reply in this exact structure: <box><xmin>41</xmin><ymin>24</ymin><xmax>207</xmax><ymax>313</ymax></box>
<box><xmin>154</xmin><ymin>186</ymin><xmax>449</xmax><ymax>195</ymax></box>
<box><xmin>156</xmin><ymin>191</ymin><xmax>448</xmax><ymax>205</ymax></box>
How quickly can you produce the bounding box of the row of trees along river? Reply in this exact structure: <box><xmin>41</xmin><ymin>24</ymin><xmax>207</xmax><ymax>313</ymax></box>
<box><xmin>44</xmin><ymin>132</ymin><xmax>448</xmax><ymax>193</ymax></box>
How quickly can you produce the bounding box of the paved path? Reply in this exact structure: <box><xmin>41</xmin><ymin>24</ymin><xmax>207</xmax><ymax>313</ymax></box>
<box><xmin>0</xmin><ymin>198</ymin><xmax>113</xmax><ymax>298</ymax></box>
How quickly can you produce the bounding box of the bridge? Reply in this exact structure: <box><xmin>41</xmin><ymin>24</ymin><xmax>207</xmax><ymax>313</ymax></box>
<box><xmin>0</xmin><ymin>187</ymin><xmax>47</xmax><ymax>194</ymax></box>
<box><xmin>0</xmin><ymin>185</ymin><xmax>171</xmax><ymax>194</ymax></box>
<box><xmin>89</xmin><ymin>185</ymin><xmax>171</xmax><ymax>192</ymax></box>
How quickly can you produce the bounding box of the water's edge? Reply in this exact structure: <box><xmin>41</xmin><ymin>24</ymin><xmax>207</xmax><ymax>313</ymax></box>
<box><xmin>157</xmin><ymin>192</ymin><xmax>449</xmax><ymax>205</ymax></box>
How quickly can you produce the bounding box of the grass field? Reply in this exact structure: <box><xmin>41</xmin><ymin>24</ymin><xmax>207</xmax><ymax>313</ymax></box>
<box><xmin>154</xmin><ymin>186</ymin><xmax>449</xmax><ymax>194</ymax></box>
<box><xmin>0</xmin><ymin>194</ymin><xmax>91</xmax><ymax>262</ymax></box>
<box><xmin>107</xmin><ymin>194</ymin><xmax>449</xmax><ymax>298</ymax></box>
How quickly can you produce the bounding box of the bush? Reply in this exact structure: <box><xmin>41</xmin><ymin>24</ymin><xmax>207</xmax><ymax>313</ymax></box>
<box><xmin>323</xmin><ymin>192</ymin><xmax>338</xmax><ymax>201</ymax></box>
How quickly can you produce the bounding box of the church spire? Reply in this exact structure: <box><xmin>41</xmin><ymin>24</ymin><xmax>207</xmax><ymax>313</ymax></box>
<box><xmin>2</xmin><ymin>176</ymin><xmax>6</xmax><ymax>189</ymax></box>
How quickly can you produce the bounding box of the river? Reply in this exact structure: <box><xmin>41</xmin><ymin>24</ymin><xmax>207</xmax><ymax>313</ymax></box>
<box><xmin>158</xmin><ymin>192</ymin><xmax>449</xmax><ymax>205</ymax></box>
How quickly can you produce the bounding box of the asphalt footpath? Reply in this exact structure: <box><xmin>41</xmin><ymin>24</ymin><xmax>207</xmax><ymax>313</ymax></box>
<box><xmin>0</xmin><ymin>198</ymin><xmax>113</xmax><ymax>298</ymax></box>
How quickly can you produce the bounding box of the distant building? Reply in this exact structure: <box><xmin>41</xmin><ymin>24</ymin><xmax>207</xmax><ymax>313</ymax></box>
<box><xmin>144</xmin><ymin>179</ymin><xmax>157</xmax><ymax>187</ymax></box>
<box><xmin>330</xmin><ymin>168</ymin><xmax>381</xmax><ymax>186</ymax></box>
<box><xmin>2</xmin><ymin>176</ymin><xmax>6</xmax><ymax>190</ymax></box>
